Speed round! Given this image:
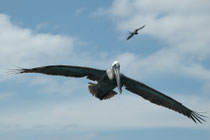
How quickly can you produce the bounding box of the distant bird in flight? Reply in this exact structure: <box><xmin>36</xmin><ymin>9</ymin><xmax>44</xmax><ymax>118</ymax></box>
<box><xmin>14</xmin><ymin>61</ymin><xmax>205</xmax><ymax>123</ymax></box>
<box><xmin>127</xmin><ymin>25</ymin><xmax>145</xmax><ymax>40</ymax></box>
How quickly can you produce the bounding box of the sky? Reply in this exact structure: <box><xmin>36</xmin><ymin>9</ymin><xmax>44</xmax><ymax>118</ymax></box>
<box><xmin>0</xmin><ymin>0</ymin><xmax>210</xmax><ymax>139</ymax></box>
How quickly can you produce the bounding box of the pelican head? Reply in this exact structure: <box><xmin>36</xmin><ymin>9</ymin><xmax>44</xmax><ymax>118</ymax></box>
<box><xmin>112</xmin><ymin>61</ymin><xmax>122</xmax><ymax>93</ymax></box>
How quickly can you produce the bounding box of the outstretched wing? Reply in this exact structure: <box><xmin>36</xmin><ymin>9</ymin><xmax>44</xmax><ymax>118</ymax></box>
<box><xmin>16</xmin><ymin>65</ymin><xmax>106</xmax><ymax>81</ymax></box>
<box><xmin>127</xmin><ymin>33</ymin><xmax>134</xmax><ymax>40</ymax></box>
<box><xmin>121</xmin><ymin>75</ymin><xmax>206</xmax><ymax>123</ymax></box>
<box><xmin>136</xmin><ymin>25</ymin><xmax>145</xmax><ymax>32</ymax></box>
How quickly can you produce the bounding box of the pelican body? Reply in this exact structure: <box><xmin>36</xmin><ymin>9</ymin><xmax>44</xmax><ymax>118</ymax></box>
<box><xmin>88</xmin><ymin>61</ymin><xmax>122</xmax><ymax>100</ymax></box>
<box><xmin>15</xmin><ymin>61</ymin><xmax>205</xmax><ymax>123</ymax></box>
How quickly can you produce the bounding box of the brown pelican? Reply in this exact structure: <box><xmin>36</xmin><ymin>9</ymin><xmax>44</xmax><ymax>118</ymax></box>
<box><xmin>127</xmin><ymin>25</ymin><xmax>145</xmax><ymax>40</ymax></box>
<box><xmin>14</xmin><ymin>61</ymin><xmax>205</xmax><ymax>123</ymax></box>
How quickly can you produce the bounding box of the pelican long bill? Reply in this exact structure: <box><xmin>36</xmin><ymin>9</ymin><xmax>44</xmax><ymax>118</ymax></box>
<box><xmin>113</xmin><ymin>66</ymin><xmax>122</xmax><ymax>93</ymax></box>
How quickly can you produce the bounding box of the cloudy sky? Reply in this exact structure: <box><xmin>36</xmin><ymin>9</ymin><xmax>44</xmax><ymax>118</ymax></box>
<box><xmin>0</xmin><ymin>0</ymin><xmax>210</xmax><ymax>139</ymax></box>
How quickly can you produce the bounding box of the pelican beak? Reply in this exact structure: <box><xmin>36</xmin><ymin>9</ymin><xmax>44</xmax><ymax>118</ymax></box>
<box><xmin>113</xmin><ymin>67</ymin><xmax>122</xmax><ymax>94</ymax></box>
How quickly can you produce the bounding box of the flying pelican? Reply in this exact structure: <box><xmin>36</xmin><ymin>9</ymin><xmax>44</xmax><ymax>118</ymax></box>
<box><xmin>14</xmin><ymin>61</ymin><xmax>205</xmax><ymax>123</ymax></box>
<box><xmin>127</xmin><ymin>25</ymin><xmax>145</xmax><ymax>40</ymax></box>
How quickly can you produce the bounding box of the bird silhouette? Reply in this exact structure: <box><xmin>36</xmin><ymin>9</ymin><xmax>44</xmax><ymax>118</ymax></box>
<box><xmin>127</xmin><ymin>25</ymin><xmax>145</xmax><ymax>40</ymax></box>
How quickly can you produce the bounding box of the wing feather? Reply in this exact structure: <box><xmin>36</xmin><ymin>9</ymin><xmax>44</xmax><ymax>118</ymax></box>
<box><xmin>122</xmin><ymin>75</ymin><xmax>206</xmax><ymax>123</ymax></box>
<box><xmin>17</xmin><ymin>65</ymin><xmax>106</xmax><ymax>81</ymax></box>
<box><xmin>136</xmin><ymin>25</ymin><xmax>145</xmax><ymax>31</ymax></box>
<box><xmin>127</xmin><ymin>33</ymin><xmax>134</xmax><ymax>40</ymax></box>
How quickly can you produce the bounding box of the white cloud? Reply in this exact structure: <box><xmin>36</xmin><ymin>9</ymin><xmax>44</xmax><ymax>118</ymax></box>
<box><xmin>0</xmin><ymin>94</ymin><xmax>209</xmax><ymax>132</ymax></box>
<box><xmin>116</xmin><ymin>51</ymin><xmax>210</xmax><ymax>81</ymax></box>
<box><xmin>95</xmin><ymin>0</ymin><xmax>210</xmax><ymax>82</ymax></box>
<box><xmin>35</xmin><ymin>23</ymin><xmax>59</xmax><ymax>32</ymax></box>
<box><xmin>0</xmin><ymin>12</ymin><xmax>114</xmax><ymax>101</ymax></box>
<box><xmin>28</xmin><ymin>76</ymin><xmax>87</xmax><ymax>95</ymax></box>
<box><xmin>36</xmin><ymin>23</ymin><xmax>49</xmax><ymax>31</ymax></box>
<box><xmin>0</xmin><ymin>13</ymin><xmax>114</xmax><ymax>80</ymax></box>
<box><xmin>0</xmin><ymin>14</ymin><xmax>75</xmax><ymax>81</ymax></box>
<box><xmin>75</xmin><ymin>7</ymin><xmax>86</xmax><ymax>15</ymax></box>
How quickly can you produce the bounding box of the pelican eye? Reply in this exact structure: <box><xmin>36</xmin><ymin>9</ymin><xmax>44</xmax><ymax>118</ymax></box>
<box><xmin>114</xmin><ymin>64</ymin><xmax>120</xmax><ymax>68</ymax></box>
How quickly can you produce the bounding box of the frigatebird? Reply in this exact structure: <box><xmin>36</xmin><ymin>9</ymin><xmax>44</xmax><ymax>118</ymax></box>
<box><xmin>127</xmin><ymin>25</ymin><xmax>145</xmax><ymax>40</ymax></box>
<box><xmin>14</xmin><ymin>61</ymin><xmax>205</xmax><ymax>123</ymax></box>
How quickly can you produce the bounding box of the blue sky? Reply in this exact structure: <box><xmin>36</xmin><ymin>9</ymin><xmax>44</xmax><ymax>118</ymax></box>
<box><xmin>0</xmin><ymin>0</ymin><xmax>210</xmax><ymax>140</ymax></box>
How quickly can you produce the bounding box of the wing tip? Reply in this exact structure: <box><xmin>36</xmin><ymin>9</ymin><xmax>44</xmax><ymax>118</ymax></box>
<box><xmin>7</xmin><ymin>67</ymin><xmax>27</xmax><ymax>75</ymax></box>
<box><xmin>190</xmin><ymin>111</ymin><xmax>207</xmax><ymax>124</ymax></box>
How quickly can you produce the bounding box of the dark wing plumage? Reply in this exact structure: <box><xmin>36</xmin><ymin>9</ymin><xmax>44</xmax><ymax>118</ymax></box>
<box><xmin>127</xmin><ymin>33</ymin><xmax>134</xmax><ymax>40</ymax></box>
<box><xmin>16</xmin><ymin>65</ymin><xmax>106</xmax><ymax>81</ymax></box>
<box><xmin>136</xmin><ymin>25</ymin><xmax>145</xmax><ymax>32</ymax></box>
<box><xmin>121</xmin><ymin>75</ymin><xmax>206</xmax><ymax>123</ymax></box>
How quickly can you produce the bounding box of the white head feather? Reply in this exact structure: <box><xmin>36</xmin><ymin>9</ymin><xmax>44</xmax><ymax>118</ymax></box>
<box><xmin>106</xmin><ymin>69</ymin><xmax>114</xmax><ymax>80</ymax></box>
<box><xmin>112</xmin><ymin>61</ymin><xmax>120</xmax><ymax>67</ymax></box>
